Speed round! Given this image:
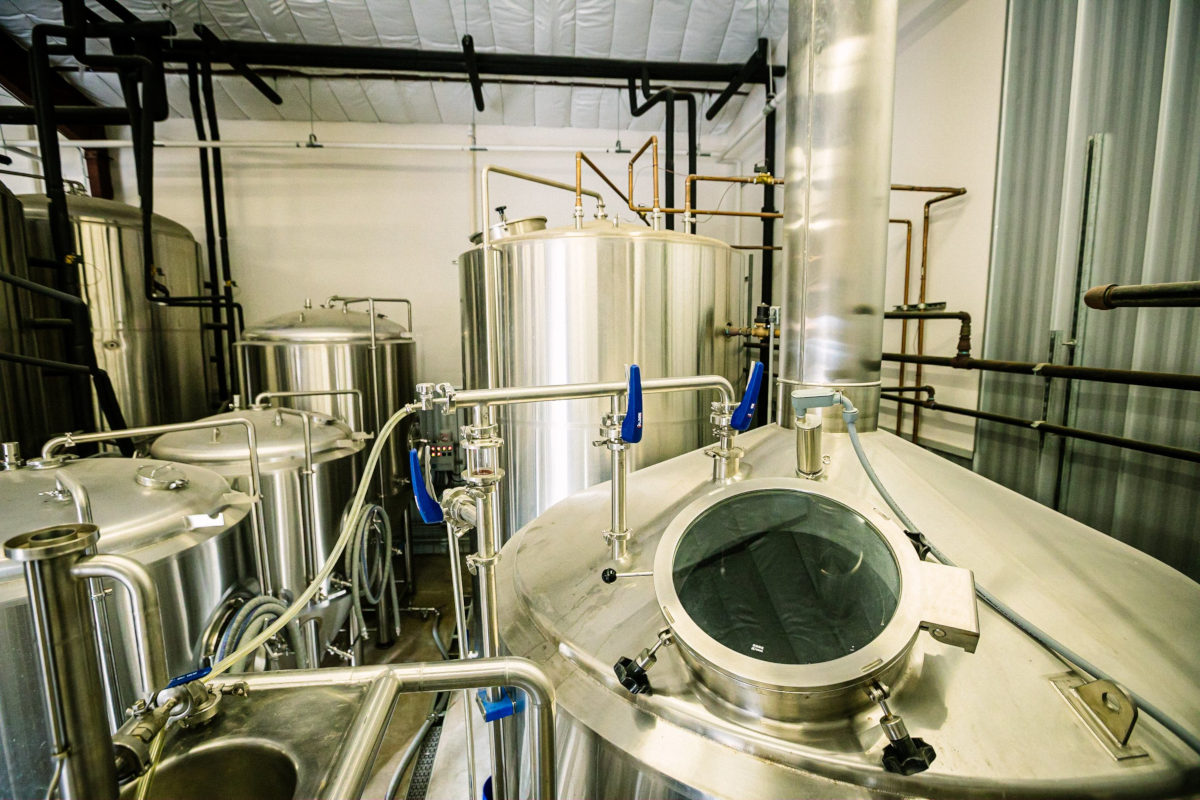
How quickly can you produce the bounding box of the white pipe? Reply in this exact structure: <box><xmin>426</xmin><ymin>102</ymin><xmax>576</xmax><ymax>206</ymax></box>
<box><xmin>0</xmin><ymin>138</ymin><xmax>709</xmax><ymax>156</ymax></box>
<box><xmin>716</xmin><ymin>87</ymin><xmax>786</xmax><ymax>164</ymax></box>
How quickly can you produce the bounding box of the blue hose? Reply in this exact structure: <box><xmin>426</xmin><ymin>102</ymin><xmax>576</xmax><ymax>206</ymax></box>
<box><xmin>836</xmin><ymin>394</ymin><xmax>1200</xmax><ymax>758</ymax></box>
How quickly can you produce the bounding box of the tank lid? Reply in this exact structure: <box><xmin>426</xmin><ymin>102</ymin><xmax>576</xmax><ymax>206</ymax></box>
<box><xmin>0</xmin><ymin>458</ymin><xmax>248</xmax><ymax>581</ymax></box>
<box><xmin>149</xmin><ymin>408</ymin><xmax>358</xmax><ymax>465</ymax></box>
<box><xmin>241</xmin><ymin>307</ymin><xmax>410</xmax><ymax>342</ymax></box>
<box><xmin>469</xmin><ymin>216</ymin><xmax>547</xmax><ymax>244</ymax></box>
<box><xmin>18</xmin><ymin>193</ymin><xmax>193</xmax><ymax>239</ymax></box>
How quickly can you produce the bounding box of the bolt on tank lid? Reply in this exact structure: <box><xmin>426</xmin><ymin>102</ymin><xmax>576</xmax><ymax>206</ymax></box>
<box><xmin>241</xmin><ymin>306</ymin><xmax>410</xmax><ymax>342</ymax></box>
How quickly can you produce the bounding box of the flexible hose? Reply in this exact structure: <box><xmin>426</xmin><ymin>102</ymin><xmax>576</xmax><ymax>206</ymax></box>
<box><xmin>204</xmin><ymin>403</ymin><xmax>420</xmax><ymax>682</ymax></box>
<box><xmin>214</xmin><ymin>596</ymin><xmax>309</xmax><ymax>670</ymax></box>
<box><xmin>837</xmin><ymin>394</ymin><xmax>1200</xmax><ymax>757</ymax></box>
<box><xmin>384</xmin><ymin>694</ymin><xmax>441</xmax><ymax>800</ymax></box>
<box><xmin>346</xmin><ymin>504</ymin><xmax>392</xmax><ymax>638</ymax></box>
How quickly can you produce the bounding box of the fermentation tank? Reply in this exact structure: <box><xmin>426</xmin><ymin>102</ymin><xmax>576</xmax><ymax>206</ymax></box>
<box><xmin>19</xmin><ymin>194</ymin><xmax>213</xmax><ymax>430</ymax></box>
<box><xmin>237</xmin><ymin>303</ymin><xmax>416</xmax><ymax>504</ymax></box>
<box><xmin>458</xmin><ymin>219</ymin><xmax>745</xmax><ymax>533</ymax></box>
<box><xmin>150</xmin><ymin>405</ymin><xmax>364</xmax><ymax>659</ymax></box>
<box><xmin>0</xmin><ymin>456</ymin><xmax>253</xmax><ymax>799</ymax></box>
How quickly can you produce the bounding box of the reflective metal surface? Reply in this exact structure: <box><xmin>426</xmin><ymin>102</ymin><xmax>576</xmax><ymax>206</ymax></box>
<box><xmin>459</xmin><ymin>220</ymin><xmax>745</xmax><ymax>533</ymax></box>
<box><xmin>497</xmin><ymin>425</ymin><xmax>1200</xmax><ymax>798</ymax></box>
<box><xmin>150</xmin><ymin>407</ymin><xmax>363</xmax><ymax>653</ymax></box>
<box><xmin>238</xmin><ymin>306</ymin><xmax>415</xmax><ymax>500</ymax></box>
<box><xmin>777</xmin><ymin>1</ymin><xmax>898</xmax><ymax>429</ymax></box>
<box><xmin>0</xmin><ymin>458</ymin><xmax>253</xmax><ymax>799</ymax></box>
<box><xmin>20</xmin><ymin>194</ymin><xmax>213</xmax><ymax>430</ymax></box>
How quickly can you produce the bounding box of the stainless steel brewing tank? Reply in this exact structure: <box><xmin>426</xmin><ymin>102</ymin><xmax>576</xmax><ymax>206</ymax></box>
<box><xmin>19</xmin><ymin>194</ymin><xmax>213</xmax><ymax>430</ymax></box>
<box><xmin>0</xmin><ymin>457</ymin><xmax>254</xmax><ymax>799</ymax></box>
<box><xmin>150</xmin><ymin>407</ymin><xmax>364</xmax><ymax>653</ymax></box>
<box><xmin>237</xmin><ymin>307</ymin><xmax>415</xmax><ymax>501</ymax></box>
<box><xmin>497</xmin><ymin>426</ymin><xmax>1200</xmax><ymax>799</ymax></box>
<box><xmin>458</xmin><ymin>220</ymin><xmax>745</xmax><ymax>534</ymax></box>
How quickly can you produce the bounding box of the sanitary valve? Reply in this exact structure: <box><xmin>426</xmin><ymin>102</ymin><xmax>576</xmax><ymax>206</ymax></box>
<box><xmin>867</xmin><ymin>681</ymin><xmax>937</xmax><ymax>776</ymax></box>
<box><xmin>613</xmin><ymin>628</ymin><xmax>673</xmax><ymax>696</ymax></box>
<box><xmin>595</xmin><ymin>365</ymin><xmax>643</xmax><ymax>561</ymax></box>
<box><xmin>706</xmin><ymin>361</ymin><xmax>763</xmax><ymax>481</ymax></box>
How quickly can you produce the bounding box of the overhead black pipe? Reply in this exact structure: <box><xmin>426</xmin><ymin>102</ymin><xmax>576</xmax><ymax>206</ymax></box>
<box><xmin>161</xmin><ymin>37</ymin><xmax>786</xmax><ymax>84</ymax></box>
<box><xmin>882</xmin><ymin>393</ymin><xmax>1200</xmax><ymax>465</ymax></box>
<box><xmin>187</xmin><ymin>61</ymin><xmax>228</xmax><ymax>402</ymax></box>
<box><xmin>883</xmin><ymin>352</ymin><xmax>1200</xmax><ymax>392</ymax></box>
<box><xmin>884</xmin><ymin>310</ymin><xmax>972</xmax><ymax>358</ymax></box>
<box><xmin>462</xmin><ymin>34</ymin><xmax>484</xmax><ymax>111</ymax></box>
<box><xmin>705</xmin><ymin>38</ymin><xmax>768</xmax><ymax>121</ymax></box>
<box><xmin>1084</xmin><ymin>280</ymin><xmax>1200</xmax><ymax>310</ymax></box>
<box><xmin>627</xmin><ymin>76</ymin><xmax>698</xmax><ymax>233</ymax></box>
<box><xmin>194</xmin><ymin>24</ymin><xmax>283</xmax><ymax>105</ymax></box>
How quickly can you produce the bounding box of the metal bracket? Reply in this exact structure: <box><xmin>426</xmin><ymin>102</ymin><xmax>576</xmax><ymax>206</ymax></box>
<box><xmin>1050</xmin><ymin>673</ymin><xmax>1147</xmax><ymax>760</ymax></box>
<box><xmin>475</xmin><ymin>687</ymin><xmax>521</xmax><ymax>722</ymax></box>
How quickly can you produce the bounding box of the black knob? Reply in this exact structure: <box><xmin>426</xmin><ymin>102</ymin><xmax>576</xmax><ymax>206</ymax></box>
<box><xmin>601</xmin><ymin>568</ymin><xmax>617</xmax><ymax>584</ymax></box>
<box><xmin>613</xmin><ymin>656</ymin><xmax>651</xmax><ymax>695</ymax></box>
<box><xmin>882</xmin><ymin>736</ymin><xmax>936</xmax><ymax>775</ymax></box>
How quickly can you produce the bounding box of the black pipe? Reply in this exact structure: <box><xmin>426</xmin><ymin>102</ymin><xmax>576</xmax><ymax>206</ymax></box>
<box><xmin>194</xmin><ymin>24</ymin><xmax>283</xmax><ymax>105</ymax></box>
<box><xmin>627</xmin><ymin>78</ymin><xmax>698</xmax><ymax>233</ymax></box>
<box><xmin>761</xmin><ymin>38</ymin><xmax>777</xmax><ymax>307</ymax></box>
<box><xmin>705</xmin><ymin>42</ymin><xmax>767</xmax><ymax>120</ymax></box>
<box><xmin>0</xmin><ymin>106</ymin><xmax>131</xmax><ymax>125</ymax></box>
<box><xmin>1084</xmin><ymin>280</ymin><xmax>1200</xmax><ymax>310</ymax></box>
<box><xmin>882</xmin><ymin>352</ymin><xmax>1200</xmax><ymax>392</ymax></box>
<box><xmin>161</xmin><ymin>38</ymin><xmax>786</xmax><ymax>83</ymax></box>
<box><xmin>881</xmin><ymin>385</ymin><xmax>936</xmax><ymax>397</ymax></box>
<box><xmin>188</xmin><ymin>61</ymin><xmax>228</xmax><ymax>401</ymax></box>
<box><xmin>884</xmin><ymin>310</ymin><xmax>972</xmax><ymax>358</ymax></box>
<box><xmin>0</xmin><ymin>270</ymin><xmax>87</xmax><ymax>306</ymax></box>
<box><xmin>202</xmin><ymin>61</ymin><xmax>242</xmax><ymax>393</ymax></box>
<box><xmin>881</xmin><ymin>393</ymin><xmax>1200</xmax><ymax>465</ymax></box>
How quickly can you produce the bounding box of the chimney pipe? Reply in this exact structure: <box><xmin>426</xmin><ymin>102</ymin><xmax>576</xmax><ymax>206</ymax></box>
<box><xmin>776</xmin><ymin>0</ymin><xmax>898</xmax><ymax>431</ymax></box>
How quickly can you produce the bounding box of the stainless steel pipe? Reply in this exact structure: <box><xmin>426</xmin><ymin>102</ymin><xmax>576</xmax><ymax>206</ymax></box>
<box><xmin>777</xmin><ymin>0</ymin><xmax>898</xmax><ymax>430</ymax></box>
<box><xmin>42</xmin><ymin>418</ymin><xmax>274</xmax><ymax>594</ymax></box>
<box><xmin>222</xmin><ymin>657</ymin><xmax>558</xmax><ymax>800</ymax></box>
<box><xmin>5</xmin><ymin>525</ymin><xmax>119</xmax><ymax>800</ymax></box>
<box><xmin>70</xmin><ymin>555</ymin><xmax>169</xmax><ymax>705</ymax></box>
<box><xmin>438</xmin><ymin>375</ymin><xmax>734</xmax><ymax>409</ymax></box>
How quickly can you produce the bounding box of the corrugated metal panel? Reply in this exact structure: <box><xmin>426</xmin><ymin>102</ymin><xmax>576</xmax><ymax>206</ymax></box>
<box><xmin>975</xmin><ymin>0</ymin><xmax>1078</xmax><ymax>496</ymax></box>
<box><xmin>978</xmin><ymin>0</ymin><xmax>1199</xmax><ymax>581</ymax></box>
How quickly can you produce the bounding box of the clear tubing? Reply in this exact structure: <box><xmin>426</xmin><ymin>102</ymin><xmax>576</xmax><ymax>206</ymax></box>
<box><xmin>837</xmin><ymin>396</ymin><xmax>1200</xmax><ymax>758</ymax></box>
<box><xmin>204</xmin><ymin>403</ymin><xmax>420</xmax><ymax>682</ymax></box>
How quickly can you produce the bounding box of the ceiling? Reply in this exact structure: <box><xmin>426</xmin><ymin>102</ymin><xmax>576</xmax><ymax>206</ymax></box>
<box><xmin>0</xmin><ymin>0</ymin><xmax>787</xmax><ymax>136</ymax></box>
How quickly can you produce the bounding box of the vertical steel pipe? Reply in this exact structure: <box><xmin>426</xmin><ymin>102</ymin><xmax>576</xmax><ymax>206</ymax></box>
<box><xmin>4</xmin><ymin>524</ymin><xmax>118</xmax><ymax>800</ymax></box>
<box><xmin>778</xmin><ymin>0</ymin><xmax>899</xmax><ymax>430</ymax></box>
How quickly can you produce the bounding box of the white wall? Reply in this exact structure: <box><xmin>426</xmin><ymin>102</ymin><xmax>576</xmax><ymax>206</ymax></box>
<box><xmin>101</xmin><ymin>120</ymin><xmax>741</xmax><ymax>386</ymax></box>
<box><xmin>882</xmin><ymin>0</ymin><xmax>1007</xmax><ymax>455</ymax></box>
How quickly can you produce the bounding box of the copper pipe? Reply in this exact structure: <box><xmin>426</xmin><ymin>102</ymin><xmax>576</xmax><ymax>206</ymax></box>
<box><xmin>575</xmin><ymin>151</ymin><xmax>648</xmax><ymax>225</ymax></box>
<box><xmin>889</xmin><ymin>184</ymin><xmax>967</xmax><ymax>442</ymax></box>
<box><xmin>889</xmin><ymin>218</ymin><xmax>914</xmax><ymax>436</ymax></box>
<box><xmin>626</xmin><ymin>136</ymin><xmax>784</xmax><ymax>219</ymax></box>
<box><xmin>628</xmin><ymin>135</ymin><xmax>661</xmax><ymax>212</ymax></box>
<box><xmin>723</xmin><ymin>324</ymin><xmax>780</xmax><ymax>338</ymax></box>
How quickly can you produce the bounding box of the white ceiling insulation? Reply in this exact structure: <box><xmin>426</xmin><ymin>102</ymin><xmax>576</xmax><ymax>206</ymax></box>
<box><xmin>0</xmin><ymin>0</ymin><xmax>787</xmax><ymax>135</ymax></box>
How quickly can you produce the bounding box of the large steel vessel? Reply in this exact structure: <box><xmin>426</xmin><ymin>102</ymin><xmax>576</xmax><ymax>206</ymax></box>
<box><xmin>150</xmin><ymin>405</ymin><xmax>364</xmax><ymax>659</ymax></box>
<box><xmin>458</xmin><ymin>219</ymin><xmax>745</xmax><ymax>533</ymax></box>
<box><xmin>19</xmin><ymin>194</ymin><xmax>213</xmax><ymax>430</ymax></box>
<box><xmin>237</xmin><ymin>303</ymin><xmax>416</xmax><ymax>503</ymax></box>
<box><xmin>0</xmin><ymin>456</ymin><xmax>253</xmax><ymax>798</ymax></box>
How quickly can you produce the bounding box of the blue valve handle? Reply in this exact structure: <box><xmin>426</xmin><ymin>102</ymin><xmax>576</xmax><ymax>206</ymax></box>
<box><xmin>408</xmin><ymin>448</ymin><xmax>444</xmax><ymax>524</ymax></box>
<box><xmin>167</xmin><ymin>667</ymin><xmax>210</xmax><ymax>688</ymax></box>
<box><xmin>730</xmin><ymin>361</ymin><xmax>765</xmax><ymax>432</ymax></box>
<box><xmin>620</xmin><ymin>364</ymin><xmax>644</xmax><ymax>444</ymax></box>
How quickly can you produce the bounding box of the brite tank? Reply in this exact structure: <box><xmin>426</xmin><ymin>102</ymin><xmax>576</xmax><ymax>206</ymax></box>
<box><xmin>0</xmin><ymin>457</ymin><xmax>254</xmax><ymax>799</ymax></box>
<box><xmin>151</xmin><ymin>406</ymin><xmax>363</xmax><ymax>654</ymax></box>
<box><xmin>458</xmin><ymin>219</ymin><xmax>745</xmax><ymax>534</ymax></box>
<box><xmin>237</xmin><ymin>306</ymin><xmax>416</xmax><ymax>503</ymax></box>
<box><xmin>19</xmin><ymin>194</ymin><xmax>213</xmax><ymax>430</ymax></box>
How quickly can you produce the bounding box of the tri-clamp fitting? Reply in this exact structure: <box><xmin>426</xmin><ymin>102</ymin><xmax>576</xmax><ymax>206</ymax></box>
<box><xmin>593</xmin><ymin>366</ymin><xmax>643</xmax><ymax>562</ymax></box>
<box><xmin>705</xmin><ymin>361</ymin><xmax>764</xmax><ymax>482</ymax></box>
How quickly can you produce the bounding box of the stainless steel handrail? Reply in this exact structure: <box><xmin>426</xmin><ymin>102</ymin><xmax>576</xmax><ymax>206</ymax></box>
<box><xmin>253</xmin><ymin>388</ymin><xmax>367</xmax><ymax>433</ymax></box>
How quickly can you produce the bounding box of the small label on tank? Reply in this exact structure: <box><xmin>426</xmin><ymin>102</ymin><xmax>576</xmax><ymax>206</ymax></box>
<box><xmin>750</xmin><ymin>643</ymin><xmax>764</xmax><ymax>653</ymax></box>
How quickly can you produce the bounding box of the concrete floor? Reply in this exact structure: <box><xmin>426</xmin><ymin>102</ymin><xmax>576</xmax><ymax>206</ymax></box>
<box><xmin>359</xmin><ymin>553</ymin><xmax>468</xmax><ymax>800</ymax></box>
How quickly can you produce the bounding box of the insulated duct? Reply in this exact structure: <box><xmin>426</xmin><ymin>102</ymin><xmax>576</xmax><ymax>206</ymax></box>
<box><xmin>777</xmin><ymin>0</ymin><xmax>898</xmax><ymax>430</ymax></box>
